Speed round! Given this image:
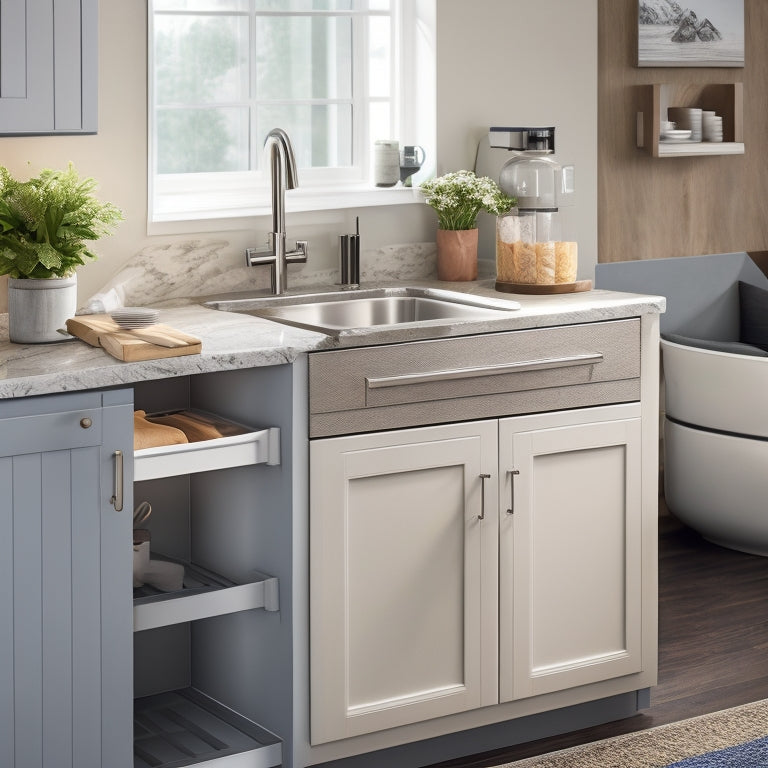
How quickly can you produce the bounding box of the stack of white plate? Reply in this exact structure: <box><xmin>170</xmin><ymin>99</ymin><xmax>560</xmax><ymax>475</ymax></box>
<box><xmin>668</xmin><ymin>107</ymin><xmax>702</xmax><ymax>142</ymax></box>
<box><xmin>703</xmin><ymin>112</ymin><xmax>723</xmax><ymax>142</ymax></box>
<box><xmin>110</xmin><ymin>307</ymin><xmax>160</xmax><ymax>329</ymax></box>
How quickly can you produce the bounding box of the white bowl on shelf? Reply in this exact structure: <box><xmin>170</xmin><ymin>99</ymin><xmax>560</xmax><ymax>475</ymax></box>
<box><xmin>661</xmin><ymin>129</ymin><xmax>693</xmax><ymax>142</ymax></box>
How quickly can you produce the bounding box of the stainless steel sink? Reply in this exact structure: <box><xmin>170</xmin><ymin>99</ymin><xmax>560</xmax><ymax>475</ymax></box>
<box><xmin>205</xmin><ymin>287</ymin><xmax>520</xmax><ymax>336</ymax></box>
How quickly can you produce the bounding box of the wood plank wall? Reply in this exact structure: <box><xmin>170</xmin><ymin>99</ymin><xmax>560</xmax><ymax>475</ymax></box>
<box><xmin>598</xmin><ymin>0</ymin><xmax>768</xmax><ymax>262</ymax></box>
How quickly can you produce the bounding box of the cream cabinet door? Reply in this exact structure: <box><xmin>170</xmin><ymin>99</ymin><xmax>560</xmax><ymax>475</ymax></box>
<box><xmin>498</xmin><ymin>408</ymin><xmax>643</xmax><ymax>702</ymax></box>
<box><xmin>310</xmin><ymin>421</ymin><xmax>499</xmax><ymax>744</ymax></box>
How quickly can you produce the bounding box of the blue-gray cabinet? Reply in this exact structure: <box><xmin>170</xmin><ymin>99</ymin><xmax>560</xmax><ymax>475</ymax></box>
<box><xmin>0</xmin><ymin>0</ymin><xmax>98</xmax><ymax>134</ymax></box>
<box><xmin>0</xmin><ymin>388</ymin><xmax>133</xmax><ymax>768</ymax></box>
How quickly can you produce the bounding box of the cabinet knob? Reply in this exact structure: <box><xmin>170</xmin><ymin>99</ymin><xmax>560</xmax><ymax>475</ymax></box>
<box><xmin>80</xmin><ymin>417</ymin><xmax>93</xmax><ymax>429</ymax></box>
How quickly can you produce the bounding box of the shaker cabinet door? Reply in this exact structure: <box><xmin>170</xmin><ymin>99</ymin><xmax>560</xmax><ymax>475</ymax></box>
<box><xmin>0</xmin><ymin>390</ymin><xmax>133</xmax><ymax>768</ymax></box>
<box><xmin>309</xmin><ymin>420</ymin><xmax>499</xmax><ymax>744</ymax></box>
<box><xmin>0</xmin><ymin>0</ymin><xmax>97</xmax><ymax>134</ymax></box>
<box><xmin>498</xmin><ymin>408</ymin><xmax>643</xmax><ymax>702</ymax></box>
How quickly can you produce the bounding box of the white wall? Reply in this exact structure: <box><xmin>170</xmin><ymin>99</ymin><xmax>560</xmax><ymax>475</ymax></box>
<box><xmin>436</xmin><ymin>0</ymin><xmax>598</xmax><ymax>276</ymax></box>
<box><xmin>0</xmin><ymin>1</ymin><xmax>597</xmax><ymax>311</ymax></box>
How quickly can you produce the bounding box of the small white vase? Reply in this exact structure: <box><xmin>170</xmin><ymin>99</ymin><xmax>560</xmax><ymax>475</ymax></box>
<box><xmin>8</xmin><ymin>275</ymin><xmax>78</xmax><ymax>343</ymax></box>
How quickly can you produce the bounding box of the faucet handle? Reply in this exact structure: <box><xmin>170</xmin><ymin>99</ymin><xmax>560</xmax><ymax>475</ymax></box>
<box><xmin>245</xmin><ymin>247</ymin><xmax>278</xmax><ymax>293</ymax></box>
<box><xmin>286</xmin><ymin>240</ymin><xmax>308</xmax><ymax>265</ymax></box>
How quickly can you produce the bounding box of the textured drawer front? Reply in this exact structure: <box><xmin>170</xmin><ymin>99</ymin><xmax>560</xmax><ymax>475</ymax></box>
<box><xmin>309</xmin><ymin>319</ymin><xmax>641</xmax><ymax>437</ymax></box>
<box><xmin>0</xmin><ymin>408</ymin><xmax>103</xmax><ymax>458</ymax></box>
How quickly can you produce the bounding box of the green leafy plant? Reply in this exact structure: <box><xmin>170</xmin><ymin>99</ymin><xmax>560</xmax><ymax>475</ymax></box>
<box><xmin>420</xmin><ymin>170</ymin><xmax>515</xmax><ymax>231</ymax></box>
<box><xmin>0</xmin><ymin>163</ymin><xmax>123</xmax><ymax>279</ymax></box>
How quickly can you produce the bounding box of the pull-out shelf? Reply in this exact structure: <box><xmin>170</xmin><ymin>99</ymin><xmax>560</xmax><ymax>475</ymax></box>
<box><xmin>134</xmin><ymin>687</ymin><xmax>281</xmax><ymax>768</ymax></box>
<box><xmin>134</xmin><ymin>560</ymin><xmax>280</xmax><ymax>632</ymax></box>
<box><xmin>135</xmin><ymin>419</ymin><xmax>280</xmax><ymax>481</ymax></box>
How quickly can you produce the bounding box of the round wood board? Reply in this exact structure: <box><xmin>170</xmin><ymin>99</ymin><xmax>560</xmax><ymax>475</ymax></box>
<box><xmin>494</xmin><ymin>279</ymin><xmax>593</xmax><ymax>295</ymax></box>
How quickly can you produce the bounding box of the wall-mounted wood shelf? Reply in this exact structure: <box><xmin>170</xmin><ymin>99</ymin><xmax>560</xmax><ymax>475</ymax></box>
<box><xmin>636</xmin><ymin>83</ymin><xmax>744</xmax><ymax>158</ymax></box>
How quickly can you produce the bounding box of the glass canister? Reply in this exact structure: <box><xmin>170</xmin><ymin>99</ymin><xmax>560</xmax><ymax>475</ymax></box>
<box><xmin>496</xmin><ymin>209</ymin><xmax>536</xmax><ymax>283</ymax></box>
<box><xmin>535</xmin><ymin>211</ymin><xmax>578</xmax><ymax>284</ymax></box>
<box><xmin>496</xmin><ymin>209</ymin><xmax>578</xmax><ymax>285</ymax></box>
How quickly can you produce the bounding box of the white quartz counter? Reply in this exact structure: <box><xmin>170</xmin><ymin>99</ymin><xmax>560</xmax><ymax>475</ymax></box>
<box><xmin>0</xmin><ymin>279</ymin><xmax>665</xmax><ymax>399</ymax></box>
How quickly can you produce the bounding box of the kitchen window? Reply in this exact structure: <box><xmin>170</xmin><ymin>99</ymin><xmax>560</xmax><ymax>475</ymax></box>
<box><xmin>148</xmin><ymin>0</ymin><xmax>435</xmax><ymax>229</ymax></box>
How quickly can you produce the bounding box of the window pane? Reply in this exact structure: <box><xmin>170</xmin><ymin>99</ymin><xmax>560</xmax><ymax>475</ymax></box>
<box><xmin>257</xmin><ymin>105</ymin><xmax>352</xmax><ymax>168</ymax></box>
<box><xmin>155</xmin><ymin>1</ymin><xmax>248</xmax><ymax>12</ymax></box>
<box><xmin>255</xmin><ymin>16</ymin><xmax>352</xmax><ymax>100</ymax></box>
<box><xmin>253</xmin><ymin>0</ymin><xmax>353</xmax><ymax>9</ymax></box>
<box><xmin>157</xmin><ymin>107</ymin><xmax>249</xmax><ymax>173</ymax></box>
<box><xmin>368</xmin><ymin>0</ymin><xmax>390</xmax><ymax>10</ymax></box>
<box><xmin>154</xmin><ymin>15</ymin><xmax>249</xmax><ymax>103</ymax></box>
<box><xmin>368</xmin><ymin>101</ymin><xmax>391</xmax><ymax>148</ymax></box>
<box><xmin>368</xmin><ymin>15</ymin><xmax>390</xmax><ymax>97</ymax></box>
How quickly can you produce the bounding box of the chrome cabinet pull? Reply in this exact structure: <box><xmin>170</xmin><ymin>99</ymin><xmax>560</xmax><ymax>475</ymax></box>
<box><xmin>111</xmin><ymin>450</ymin><xmax>124</xmax><ymax>511</ymax></box>
<box><xmin>478</xmin><ymin>473</ymin><xmax>491</xmax><ymax>520</ymax></box>
<box><xmin>506</xmin><ymin>469</ymin><xmax>520</xmax><ymax>515</ymax></box>
<box><xmin>366</xmin><ymin>353</ymin><xmax>603</xmax><ymax>390</ymax></box>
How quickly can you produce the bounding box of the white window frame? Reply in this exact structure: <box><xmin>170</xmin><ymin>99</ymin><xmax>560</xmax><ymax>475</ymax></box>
<box><xmin>147</xmin><ymin>0</ymin><xmax>435</xmax><ymax>234</ymax></box>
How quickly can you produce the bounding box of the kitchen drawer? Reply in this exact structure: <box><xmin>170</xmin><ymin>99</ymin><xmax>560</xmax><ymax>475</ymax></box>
<box><xmin>0</xmin><ymin>406</ymin><xmax>103</xmax><ymax>457</ymax></box>
<box><xmin>309</xmin><ymin>319</ymin><xmax>641</xmax><ymax>437</ymax></box>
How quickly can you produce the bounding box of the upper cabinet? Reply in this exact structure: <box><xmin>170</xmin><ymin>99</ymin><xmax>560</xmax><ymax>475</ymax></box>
<box><xmin>637</xmin><ymin>82</ymin><xmax>743</xmax><ymax>158</ymax></box>
<box><xmin>0</xmin><ymin>0</ymin><xmax>97</xmax><ymax>135</ymax></box>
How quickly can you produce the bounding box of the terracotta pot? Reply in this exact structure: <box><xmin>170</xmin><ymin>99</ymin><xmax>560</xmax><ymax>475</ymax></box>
<box><xmin>436</xmin><ymin>228</ymin><xmax>478</xmax><ymax>281</ymax></box>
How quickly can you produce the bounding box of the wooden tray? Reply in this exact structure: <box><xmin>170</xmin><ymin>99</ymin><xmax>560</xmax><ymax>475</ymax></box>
<box><xmin>66</xmin><ymin>314</ymin><xmax>202</xmax><ymax>362</ymax></box>
<box><xmin>495</xmin><ymin>279</ymin><xmax>593</xmax><ymax>295</ymax></box>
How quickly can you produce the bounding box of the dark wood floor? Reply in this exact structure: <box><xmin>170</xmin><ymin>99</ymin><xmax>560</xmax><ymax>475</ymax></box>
<box><xmin>429</xmin><ymin>514</ymin><xmax>768</xmax><ymax>768</ymax></box>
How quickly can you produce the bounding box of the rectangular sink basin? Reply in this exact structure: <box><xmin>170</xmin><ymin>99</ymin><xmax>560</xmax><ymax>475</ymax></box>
<box><xmin>205</xmin><ymin>287</ymin><xmax>520</xmax><ymax>336</ymax></box>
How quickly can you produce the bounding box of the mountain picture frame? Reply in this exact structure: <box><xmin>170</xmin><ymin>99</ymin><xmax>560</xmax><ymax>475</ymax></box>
<box><xmin>637</xmin><ymin>0</ymin><xmax>744</xmax><ymax>67</ymax></box>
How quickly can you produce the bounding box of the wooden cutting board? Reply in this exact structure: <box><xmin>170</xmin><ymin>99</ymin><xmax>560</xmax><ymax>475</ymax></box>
<box><xmin>66</xmin><ymin>314</ymin><xmax>202</xmax><ymax>362</ymax></box>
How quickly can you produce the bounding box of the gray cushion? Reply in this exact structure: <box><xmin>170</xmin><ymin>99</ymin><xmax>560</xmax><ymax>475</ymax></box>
<box><xmin>662</xmin><ymin>332</ymin><xmax>768</xmax><ymax>357</ymax></box>
<box><xmin>739</xmin><ymin>281</ymin><xmax>768</xmax><ymax>352</ymax></box>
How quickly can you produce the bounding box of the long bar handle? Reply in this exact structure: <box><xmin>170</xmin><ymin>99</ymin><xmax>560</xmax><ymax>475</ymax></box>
<box><xmin>366</xmin><ymin>353</ymin><xmax>603</xmax><ymax>390</ymax></box>
<box><xmin>506</xmin><ymin>469</ymin><xmax>520</xmax><ymax>515</ymax></box>
<box><xmin>478</xmin><ymin>473</ymin><xmax>491</xmax><ymax>520</ymax></box>
<box><xmin>111</xmin><ymin>450</ymin><xmax>124</xmax><ymax>512</ymax></box>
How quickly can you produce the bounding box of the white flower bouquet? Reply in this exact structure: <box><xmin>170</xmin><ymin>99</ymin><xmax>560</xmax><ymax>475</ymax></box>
<box><xmin>420</xmin><ymin>170</ymin><xmax>515</xmax><ymax>231</ymax></box>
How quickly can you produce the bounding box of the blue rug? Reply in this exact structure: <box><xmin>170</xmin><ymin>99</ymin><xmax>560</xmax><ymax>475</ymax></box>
<box><xmin>667</xmin><ymin>735</ymin><xmax>768</xmax><ymax>767</ymax></box>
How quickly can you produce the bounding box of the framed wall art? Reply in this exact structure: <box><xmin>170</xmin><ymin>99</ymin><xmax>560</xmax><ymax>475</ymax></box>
<box><xmin>638</xmin><ymin>0</ymin><xmax>744</xmax><ymax>67</ymax></box>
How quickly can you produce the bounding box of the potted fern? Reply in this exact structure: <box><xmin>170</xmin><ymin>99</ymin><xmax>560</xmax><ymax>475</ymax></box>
<box><xmin>0</xmin><ymin>163</ymin><xmax>123</xmax><ymax>342</ymax></box>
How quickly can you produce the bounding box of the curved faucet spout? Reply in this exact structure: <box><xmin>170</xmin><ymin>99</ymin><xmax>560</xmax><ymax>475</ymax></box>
<box><xmin>245</xmin><ymin>128</ymin><xmax>308</xmax><ymax>295</ymax></box>
<box><xmin>265</xmin><ymin>128</ymin><xmax>299</xmax><ymax>237</ymax></box>
<box><xmin>266</xmin><ymin>127</ymin><xmax>298</xmax><ymax>191</ymax></box>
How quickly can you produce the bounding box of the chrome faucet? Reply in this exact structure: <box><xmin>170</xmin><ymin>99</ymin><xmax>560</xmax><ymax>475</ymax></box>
<box><xmin>245</xmin><ymin>128</ymin><xmax>308</xmax><ymax>294</ymax></box>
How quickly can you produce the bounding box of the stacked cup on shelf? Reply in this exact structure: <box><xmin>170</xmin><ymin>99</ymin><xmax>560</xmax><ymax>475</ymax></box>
<box><xmin>668</xmin><ymin>107</ymin><xmax>702</xmax><ymax>142</ymax></box>
<box><xmin>702</xmin><ymin>111</ymin><xmax>723</xmax><ymax>142</ymax></box>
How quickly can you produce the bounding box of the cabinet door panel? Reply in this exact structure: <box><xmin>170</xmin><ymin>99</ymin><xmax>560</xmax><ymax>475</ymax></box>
<box><xmin>500</xmin><ymin>412</ymin><xmax>642</xmax><ymax>701</ymax></box>
<box><xmin>0</xmin><ymin>0</ymin><xmax>97</xmax><ymax>134</ymax></box>
<box><xmin>0</xmin><ymin>395</ymin><xmax>133</xmax><ymax>768</ymax></box>
<box><xmin>0</xmin><ymin>0</ymin><xmax>54</xmax><ymax>131</ymax></box>
<box><xmin>310</xmin><ymin>421</ymin><xmax>498</xmax><ymax>744</ymax></box>
<box><xmin>0</xmin><ymin>458</ymin><xmax>12</xmax><ymax>768</ymax></box>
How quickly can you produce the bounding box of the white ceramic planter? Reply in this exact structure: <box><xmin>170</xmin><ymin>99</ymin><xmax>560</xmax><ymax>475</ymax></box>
<box><xmin>8</xmin><ymin>275</ymin><xmax>78</xmax><ymax>343</ymax></box>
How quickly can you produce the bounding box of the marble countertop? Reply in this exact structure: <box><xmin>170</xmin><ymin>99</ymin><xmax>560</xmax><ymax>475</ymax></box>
<box><xmin>0</xmin><ymin>278</ymin><xmax>665</xmax><ymax>399</ymax></box>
